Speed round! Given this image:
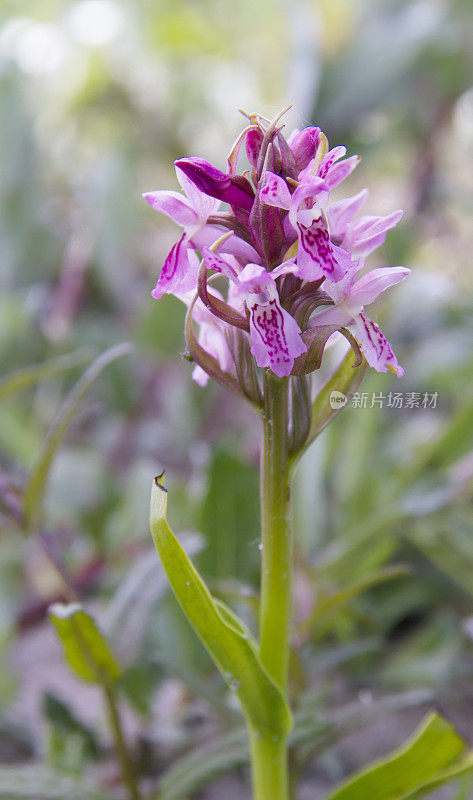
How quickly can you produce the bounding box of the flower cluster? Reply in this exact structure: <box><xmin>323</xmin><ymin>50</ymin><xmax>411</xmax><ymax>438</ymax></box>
<box><xmin>143</xmin><ymin>108</ymin><xmax>409</xmax><ymax>394</ymax></box>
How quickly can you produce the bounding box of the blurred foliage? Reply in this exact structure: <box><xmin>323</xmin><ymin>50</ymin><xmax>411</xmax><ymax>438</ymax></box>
<box><xmin>0</xmin><ymin>0</ymin><xmax>473</xmax><ymax>797</ymax></box>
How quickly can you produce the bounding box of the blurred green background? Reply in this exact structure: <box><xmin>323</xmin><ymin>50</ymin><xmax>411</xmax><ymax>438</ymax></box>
<box><xmin>1</xmin><ymin>0</ymin><xmax>473</xmax><ymax>797</ymax></box>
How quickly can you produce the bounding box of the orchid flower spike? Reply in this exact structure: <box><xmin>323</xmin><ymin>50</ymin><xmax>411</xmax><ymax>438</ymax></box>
<box><xmin>143</xmin><ymin>107</ymin><xmax>409</xmax><ymax>390</ymax></box>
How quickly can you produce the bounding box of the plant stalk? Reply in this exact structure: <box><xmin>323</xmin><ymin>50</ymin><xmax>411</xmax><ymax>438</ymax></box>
<box><xmin>104</xmin><ymin>686</ymin><xmax>141</xmax><ymax>800</ymax></box>
<box><xmin>251</xmin><ymin>371</ymin><xmax>292</xmax><ymax>799</ymax></box>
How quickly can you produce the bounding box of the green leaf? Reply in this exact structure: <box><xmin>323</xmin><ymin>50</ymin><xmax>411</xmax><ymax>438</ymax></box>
<box><xmin>22</xmin><ymin>342</ymin><xmax>132</xmax><ymax>529</ymax></box>
<box><xmin>153</xmin><ymin>690</ymin><xmax>431</xmax><ymax>800</ymax></box>
<box><xmin>149</xmin><ymin>475</ymin><xmax>292</xmax><ymax>738</ymax></box>
<box><xmin>198</xmin><ymin>447</ymin><xmax>260</xmax><ymax>583</ymax></box>
<box><xmin>43</xmin><ymin>691</ymin><xmax>100</xmax><ymax>762</ymax></box>
<box><xmin>301</xmin><ymin>565</ymin><xmax>410</xmax><ymax>640</ymax></box>
<box><xmin>0</xmin><ymin>765</ymin><xmax>109</xmax><ymax>799</ymax></box>
<box><xmin>323</xmin><ymin>711</ymin><xmax>473</xmax><ymax>800</ymax></box>
<box><xmin>49</xmin><ymin>603</ymin><xmax>121</xmax><ymax>686</ymax></box>
<box><xmin>0</xmin><ymin>351</ymin><xmax>90</xmax><ymax>404</ymax></box>
<box><xmin>300</xmin><ymin>352</ymin><xmax>367</xmax><ymax>459</ymax></box>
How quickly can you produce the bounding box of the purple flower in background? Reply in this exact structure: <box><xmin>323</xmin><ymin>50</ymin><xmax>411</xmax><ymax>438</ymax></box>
<box><xmin>143</xmin><ymin>108</ymin><xmax>409</xmax><ymax>387</ymax></box>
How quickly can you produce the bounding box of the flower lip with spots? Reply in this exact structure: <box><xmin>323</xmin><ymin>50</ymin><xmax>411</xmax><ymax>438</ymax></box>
<box><xmin>311</xmin><ymin>263</ymin><xmax>410</xmax><ymax>375</ymax></box>
<box><xmin>200</xmin><ymin>250</ymin><xmax>307</xmax><ymax>378</ymax></box>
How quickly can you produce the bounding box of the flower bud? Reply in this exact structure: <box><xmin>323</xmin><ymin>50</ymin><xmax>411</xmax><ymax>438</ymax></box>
<box><xmin>175</xmin><ymin>157</ymin><xmax>254</xmax><ymax>212</ymax></box>
<box><xmin>289</xmin><ymin>126</ymin><xmax>322</xmax><ymax>173</ymax></box>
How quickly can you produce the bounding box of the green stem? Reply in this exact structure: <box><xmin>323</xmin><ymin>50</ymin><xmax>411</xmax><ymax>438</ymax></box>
<box><xmin>251</xmin><ymin>734</ymin><xmax>288</xmax><ymax>799</ymax></box>
<box><xmin>251</xmin><ymin>372</ymin><xmax>292</xmax><ymax>800</ymax></box>
<box><xmin>104</xmin><ymin>686</ymin><xmax>141</xmax><ymax>800</ymax></box>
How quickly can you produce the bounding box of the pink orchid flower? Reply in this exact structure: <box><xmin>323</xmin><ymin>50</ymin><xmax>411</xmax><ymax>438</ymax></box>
<box><xmin>143</xmin><ymin>167</ymin><xmax>259</xmax><ymax>300</ymax></box>
<box><xmin>311</xmin><ymin>263</ymin><xmax>410</xmax><ymax>375</ymax></box>
<box><xmin>201</xmin><ymin>250</ymin><xmax>307</xmax><ymax>378</ymax></box>
<box><xmin>260</xmin><ymin>172</ymin><xmax>351</xmax><ymax>282</ymax></box>
<box><xmin>328</xmin><ymin>190</ymin><xmax>404</xmax><ymax>257</ymax></box>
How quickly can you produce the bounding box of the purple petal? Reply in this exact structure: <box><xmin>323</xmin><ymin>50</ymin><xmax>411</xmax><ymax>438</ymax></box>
<box><xmin>325</xmin><ymin>155</ymin><xmax>360</xmax><ymax>190</ymax></box>
<box><xmin>310</xmin><ymin>305</ymin><xmax>354</xmax><ymax>327</ymax></box>
<box><xmin>237</xmin><ymin>263</ymin><xmax>273</xmax><ymax>293</ymax></box>
<box><xmin>175</xmin><ymin>157</ymin><xmax>254</xmax><ymax>212</ymax></box>
<box><xmin>327</xmin><ymin>189</ymin><xmax>369</xmax><ymax>240</ymax></box>
<box><xmin>349</xmin><ymin>266</ymin><xmax>410</xmax><ymax>307</ymax></box>
<box><xmin>317</xmin><ymin>146</ymin><xmax>347</xmax><ymax>179</ymax></box>
<box><xmin>201</xmin><ymin>248</ymin><xmax>240</xmax><ymax>281</ymax></box>
<box><xmin>151</xmin><ymin>234</ymin><xmax>198</xmax><ymax>299</ymax></box>
<box><xmin>355</xmin><ymin>312</ymin><xmax>404</xmax><ymax>376</ymax></box>
<box><xmin>142</xmin><ymin>190</ymin><xmax>198</xmax><ymax>226</ymax></box>
<box><xmin>296</xmin><ymin>216</ymin><xmax>351</xmax><ymax>282</ymax></box>
<box><xmin>260</xmin><ymin>172</ymin><xmax>292</xmax><ymax>209</ymax></box>
<box><xmin>246</xmin><ymin>128</ymin><xmax>264</xmax><ymax>168</ymax></box>
<box><xmin>288</xmin><ymin>126</ymin><xmax>322</xmax><ymax>173</ymax></box>
<box><xmin>220</xmin><ymin>233</ymin><xmax>262</xmax><ymax>264</ymax></box>
<box><xmin>291</xmin><ymin>176</ymin><xmax>329</xmax><ymax>211</ymax></box>
<box><xmin>344</xmin><ymin>210</ymin><xmax>404</xmax><ymax>256</ymax></box>
<box><xmin>176</xmin><ymin>167</ymin><xmax>218</xmax><ymax>220</ymax></box>
<box><xmin>249</xmin><ymin>299</ymin><xmax>307</xmax><ymax>377</ymax></box>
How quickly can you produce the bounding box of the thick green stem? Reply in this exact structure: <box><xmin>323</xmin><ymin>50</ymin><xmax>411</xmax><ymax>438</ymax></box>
<box><xmin>251</xmin><ymin>372</ymin><xmax>292</xmax><ymax>800</ymax></box>
<box><xmin>251</xmin><ymin>734</ymin><xmax>288</xmax><ymax>799</ymax></box>
<box><xmin>104</xmin><ymin>686</ymin><xmax>141</xmax><ymax>800</ymax></box>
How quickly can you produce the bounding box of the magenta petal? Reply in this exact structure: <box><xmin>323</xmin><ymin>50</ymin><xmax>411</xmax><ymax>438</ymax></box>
<box><xmin>288</xmin><ymin>126</ymin><xmax>322</xmax><ymax>173</ymax></box>
<box><xmin>349</xmin><ymin>266</ymin><xmax>410</xmax><ymax>307</ymax></box>
<box><xmin>175</xmin><ymin>157</ymin><xmax>254</xmax><ymax>212</ymax></box>
<box><xmin>325</xmin><ymin>155</ymin><xmax>360</xmax><ymax>189</ymax></box>
<box><xmin>355</xmin><ymin>312</ymin><xmax>404</xmax><ymax>376</ymax></box>
<box><xmin>201</xmin><ymin>248</ymin><xmax>240</xmax><ymax>281</ymax></box>
<box><xmin>246</xmin><ymin>128</ymin><xmax>264</xmax><ymax>168</ymax></box>
<box><xmin>175</xmin><ymin>167</ymin><xmax>218</xmax><ymax>220</ymax></box>
<box><xmin>296</xmin><ymin>218</ymin><xmax>351</xmax><ymax>282</ymax></box>
<box><xmin>260</xmin><ymin>172</ymin><xmax>292</xmax><ymax>209</ymax></box>
<box><xmin>151</xmin><ymin>234</ymin><xmax>197</xmax><ymax>299</ymax></box>
<box><xmin>142</xmin><ymin>191</ymin><xmax>198</xmax><ymax>226</ymax></box>
<box><xmin>249</xmin><ymin>300</ymin><xmax>307</xmax><ymax>378</ymax></box>
<box><xmin>327</xmin><ymin>189</ymin><xmax>369</xmax><ymax>239</ymax></box>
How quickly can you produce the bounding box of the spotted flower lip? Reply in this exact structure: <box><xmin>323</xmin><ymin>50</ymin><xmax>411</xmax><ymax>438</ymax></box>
<box><xmin>260</xmin><ymin>170</ymin><xmax>349</xmax><ymax>282</ymax></box>
<box><xmin>201</xmin><ymin>249</ymin><xmax>306</xmax><ymax>378</ymax></box>
<box><xmin>143</xmin><ymin>109</ymin><xmax>408</xmax><ymax>386</ymax></box>
<box><xmin>311</xmin><ymin>264</ymin><xmax>410</xmax><ymax>375</ymax></box>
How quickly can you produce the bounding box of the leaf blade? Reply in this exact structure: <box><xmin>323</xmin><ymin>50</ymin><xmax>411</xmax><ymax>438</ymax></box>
<box><xmin>23</xmin><ymin>342</ymin><xmax>132</xmax><ymax>528</ymax></box>
<box><xmin>149</xmin><ymin>475</ymin><xmax>291</xmax><ymax>738</ymax></box>
<box><xmin>323</xmin><ymin>712</ymin><xmax>471</xmax><ymax>800</ymax></box>
<box><xmin>49</xmin><ymin>603</ymin><xmax>122</xmax><ymax>686</ymax></box>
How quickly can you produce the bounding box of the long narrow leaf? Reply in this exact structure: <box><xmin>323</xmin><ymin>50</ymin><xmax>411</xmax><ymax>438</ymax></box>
<box><xmin>323</xmin><ymin>711</ymin><xmax>473</xmax><ymax>800</ymax></box>
<box><xmin>149</xmin><ymin>475</ymin><xmax>291</xmax><ymax>738</ymax></box>
<box><xmin>23</xmin><ymin>342</ymin><xmax>132</xmax><ymax>528</ymax></box>
<box><xmin>0</xmin><ymin>350</ymin><xmax>90</xmax><ymax>403</ymax></box>
<box><xmin>0</xmin><ymin>765</ymin><xmax>109</xmax><ymax>799</ymax></box>
<box><xmin>153</xmin><ymin>690</ymin><xmax>431</xmax><ymax>800</ymax></box>
<box><xmin>49</xmin><ymin>603</ymin><xmax>122</xmax><ymax>686</ymax></box>
<box><xmin>296</xmin><ymin>351</ymin><xmax>367</xmax><ymax>463</ymax></box>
